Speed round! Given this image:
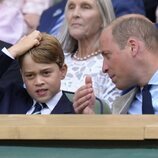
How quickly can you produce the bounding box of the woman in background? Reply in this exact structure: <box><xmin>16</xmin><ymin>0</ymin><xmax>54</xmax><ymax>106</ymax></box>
<box><xmin>58</xmin><ymin>0</ymin><xmax>121</xmax><ymax>108</ymax></box>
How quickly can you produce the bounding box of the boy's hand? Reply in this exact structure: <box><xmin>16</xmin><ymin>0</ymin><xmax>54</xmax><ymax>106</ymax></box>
<box><xmin>8</xmin><ymin>30</ymin><xmax>42</xmax><ymax>58</ymax></box>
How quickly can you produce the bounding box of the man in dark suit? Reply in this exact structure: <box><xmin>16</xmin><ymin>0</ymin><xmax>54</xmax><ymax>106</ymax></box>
<box><xmin>73</xmin><ymin>14</ymin><xmax>158</xmax><ymax>114</ymax></box>
<box><xmin>0</xmin><ymin>31</ymin><xmax>75</xmax><ymax>114</ymax></box>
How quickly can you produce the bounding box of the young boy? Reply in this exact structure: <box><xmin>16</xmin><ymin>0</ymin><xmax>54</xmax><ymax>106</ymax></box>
<box><xmin>0</xmin><ymin>30</ymin><xmax>75</xmax><ymax>114</ymax></box>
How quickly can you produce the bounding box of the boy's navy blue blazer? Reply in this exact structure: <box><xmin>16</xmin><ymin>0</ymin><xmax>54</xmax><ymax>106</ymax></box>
<box><xmin>0</xmin><ymin>52</ymin><xmax>75</xmax><ymax>114</ymax></box>
<box><xmin>0</xmin><ymin>40</ymin><xmax>23</xmax><ymax>87</ymax></box>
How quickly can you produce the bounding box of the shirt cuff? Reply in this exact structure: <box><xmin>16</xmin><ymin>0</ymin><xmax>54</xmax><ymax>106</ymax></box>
<box><xmin>2</xmin><ymin>47</ymin><xmax>15</xmax><ymax>59</ymax></box>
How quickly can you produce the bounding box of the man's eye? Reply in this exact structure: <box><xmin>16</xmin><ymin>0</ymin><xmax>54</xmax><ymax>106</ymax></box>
<box><xmin>105</xmin><ymin>54</ymin><xmax>111</xmax><ymax>60</ymax></box>
<box><xmin>101</xmin><ymin>51</ymin><xmax>111</xmax><ymax>60</ymax></box>
<box><xmin>101</xmin><ymin>51</ymin><xmax>108</xmax><ymax>58</ymax></box>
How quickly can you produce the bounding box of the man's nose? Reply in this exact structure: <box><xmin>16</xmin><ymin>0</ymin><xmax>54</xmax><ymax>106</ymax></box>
<box><xmin>102</xmin><ymin>61</ymin><xmax>109</xmax><ymax>73</ymax></box>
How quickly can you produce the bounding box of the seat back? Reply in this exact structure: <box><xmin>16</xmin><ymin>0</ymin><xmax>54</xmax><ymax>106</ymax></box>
<box><xmin>64</xmin><ymin>91</ymin><xmax>111</xmax><ymax>114</ymax></box>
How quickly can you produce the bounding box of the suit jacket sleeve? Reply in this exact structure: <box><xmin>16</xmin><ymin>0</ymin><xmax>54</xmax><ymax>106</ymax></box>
<box><xmin>0</xmin><ymin>52</ymin><xmax>14</xmax><ymax>78</ymax></box>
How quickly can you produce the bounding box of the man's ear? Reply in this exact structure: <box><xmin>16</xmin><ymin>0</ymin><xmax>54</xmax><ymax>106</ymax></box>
<box><xmin>127</xmin><ymin>37</ymin><xmax>139</xmax><ymax>57</ymax></box>
<box><xmin>60</xmin><ymin>64</ymin><xmax>67</xmax><ymax>80</ymax></box>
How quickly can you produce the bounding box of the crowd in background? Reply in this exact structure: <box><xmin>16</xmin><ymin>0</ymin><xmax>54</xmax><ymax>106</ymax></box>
<box><xmin>0</xmin><ymin>0</ymin><xmax>158</xmax><ymax>44</ymax></box>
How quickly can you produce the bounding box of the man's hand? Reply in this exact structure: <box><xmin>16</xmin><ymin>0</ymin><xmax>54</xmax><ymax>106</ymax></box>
<box><xmin>8</xmin><ymin>30</ymin><xmax>42</xmax><ymax>58</ymax></box>
<box><xmin>73</xmin><ymin>76</ymin><xmax>96</xmax><ymax>114</ymax></box>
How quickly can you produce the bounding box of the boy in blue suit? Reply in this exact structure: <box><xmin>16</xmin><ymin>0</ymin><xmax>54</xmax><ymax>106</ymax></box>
<box><xmin>0</xmin><ymin>30</ymin><xmax>75</xmax><ymax>114</ymax></box>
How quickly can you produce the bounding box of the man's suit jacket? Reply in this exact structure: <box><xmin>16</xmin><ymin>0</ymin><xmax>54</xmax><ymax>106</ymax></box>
<box><xmin>112</xmin><ymin>88</ymin><xmax>138</xmax><ymax>114</ymax></box>
<box><xmin>0</xmin><ymin>52</ymin><xmax>75</xmax><ymax>114</ymax></box>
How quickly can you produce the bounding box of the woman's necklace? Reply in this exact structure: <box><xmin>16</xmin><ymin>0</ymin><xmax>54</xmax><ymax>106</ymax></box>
<box><xmin>73</xmin><ymin>50</ymin><xmax>101</xmax><ymax>61</ymax></box>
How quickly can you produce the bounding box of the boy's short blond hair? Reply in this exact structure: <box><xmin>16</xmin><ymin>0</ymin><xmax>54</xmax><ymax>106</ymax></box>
<box><xmin>19</xmin><ymin>33</ymin><xmax>64</xmax><ymax>68</ymax></box>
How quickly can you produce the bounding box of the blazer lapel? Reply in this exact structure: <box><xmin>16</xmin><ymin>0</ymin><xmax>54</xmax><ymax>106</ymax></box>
<box><xmin>51</xmin><ymin>92</ymin><xmax>75</xmax><ymax>114</ymax></box>
<box><xmin>14</xmin><ymin>89</ymin><xmax>33</xmax><ymax>114</ymax></box>
<box><xmin>112</xmin><ymin>87</ymin><xmax>138</xmax><ymax>114</ymax></box>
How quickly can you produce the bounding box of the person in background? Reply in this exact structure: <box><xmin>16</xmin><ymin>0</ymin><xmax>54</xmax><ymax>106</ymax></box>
<box><xmin>0</xmin><ymin>0</ymin><xmax>53</xmax><ymax>44</ymax></box>
<box><xmin>58</xmin><ymin>0</ymin><xmax>121</xmax><ymax>110</ymax></box>
<box><xmin>38</xmin><ymin>0</ymin><xmax>67</xmax><ymax>36</ymax></box>
<box><xmin>0</xmin><ymin>30</ymin><xmax>75</xmax><ymax>114</ymax></box>
<box><xmin>143</xmin><ymin>0</ymin><xmax>158</xmax><ymax>22</ymax></box>
<box><xmin>73</xmin><ymin>14</ymin><xmax>158</xmax><ymax>114</ymax></box>
<box><xmin>38</xmin><ymin>0</ymin><xmax>145</xmax><ymax>36</ymax></box>
<box><xmin>112</xmin><ymin>0</ymin><xmax>145</xmax><ymax>17</ymax></box>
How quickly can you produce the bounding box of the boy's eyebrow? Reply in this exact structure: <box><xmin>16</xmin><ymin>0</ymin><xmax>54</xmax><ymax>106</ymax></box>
<box><xmin>23</xmin><ymin>67</ymin><xmax>54</xmax><ymax>73</ymax></box>
<box><xmin>40</xmin><ymin>67</ymin><xmax>54</xmax><ymax>72</ymax></box>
